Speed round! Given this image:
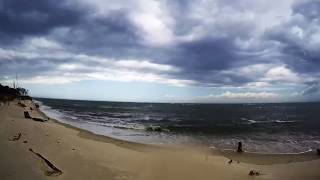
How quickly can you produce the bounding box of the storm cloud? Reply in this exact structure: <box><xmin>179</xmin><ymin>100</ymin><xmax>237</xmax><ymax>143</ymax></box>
<box><xmin>0</xmin><ymin>0</ymin><xmax>320</xmax><ymax>101</ymax></box>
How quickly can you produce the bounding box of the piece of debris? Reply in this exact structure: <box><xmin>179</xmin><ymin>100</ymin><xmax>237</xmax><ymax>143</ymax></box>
<box><xmin>18</xmin><ymin>102</ymin><xmax>27</xmax><ymax>108</ymax></box>
<box><xmin>228</xmin><ymin>159</ymin><xmax>233</xmax><ymax>164</ymax></box>
<box><xmin>249</xmin><ymin>170</ymin><xmax>261</xmax><ymax>176</ymax></box>
<box><xmin>35</xmin><ymin>103</ymin><xmax>40</xmax><ymax>108</ymax></box>
<box><xmin>24</xmin><ymin>111</ymin><xmax>32</xmax><ymax>119</ymax></box>
<box><xmin>9</xmin><ymin>133</ymin><xmax>22</xmax><ymax>141</ymax></box>
<box><xmin>32</xmin><ymin>117</ymin><xmax>46</xmax><ymax>122</ymax></box>
<box><xmin>23</xmin><ymin>140</ymin><xmax>28</xmax><ymax>143</ymax></box>
<box><xmin>72</xmin><ymin>148</ymin><xmax>76</xmax><ymax>151</ymax></box>
<box><xmin>317</xmin><ymin>149</ymin><xmax>320</xmax><ymax>155</ymax></box>
<box><xmin>237</xmin><ymin>160</ymin><xmax>240</xmax><ymax>163</ymax></box>
<box><xmin>30</xmin><ymin>107</ymin><xmax>33</xmax><ymax>111</ymax></box>
<box><xmin>29</xmin><ymin>148</ymin><xmax>62</xmax><ymax>176</ymax></box>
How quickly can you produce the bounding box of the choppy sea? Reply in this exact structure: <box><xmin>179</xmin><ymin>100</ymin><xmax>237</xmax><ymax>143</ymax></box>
<box><xmin>35</xmin><ymin>98</ymin><xmax>320</xmax><ymax>153</ymax></box>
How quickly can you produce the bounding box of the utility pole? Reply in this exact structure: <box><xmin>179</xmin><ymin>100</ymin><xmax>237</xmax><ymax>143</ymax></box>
<box><xmin>16</xmin><ymin>73</ymin><xmax>19</xmax><ymax>89</ymax></box>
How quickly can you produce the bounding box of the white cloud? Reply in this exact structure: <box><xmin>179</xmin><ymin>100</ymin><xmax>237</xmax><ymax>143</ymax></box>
<box><xmin>12</xmin><ymin>76</ymin><xmax>80</xmax><ymax>84</ymax></box>
<box><xmin>263</xmin><ymin>66</ymin><xmax>301</xmax><ymax>83</ymax></box>
<box><xmin>15</xmin><ymin>71</ymin><xmax>194</xmax><ymax>87</ymax></box>
<box><xmin>27</xmin><ymin>37</ymin><xmax>62</xmax><ymax>50</ymax></box>
<box><xmin>129</xmin><ymin>0</ymin><xmax>175</xmax><ymax>46</ymax></box>
<box><xmin>114</xmin><ymin>60</ymin><xmax>179</xmax><ymax>72</ymax></box>
<box><xmin>58</xmin><ymin>58</ymin><xmax>180</xmax><ymax>73</ymax></box>
<box><xmin>215</xmin><ymin>91</ymin><xmax>280</xmax><ymax>99</ymax></box>
<box><xmin>246</xmin><ymin>82</ymin><xmax>271</xmax><ymax>88</ymax></box>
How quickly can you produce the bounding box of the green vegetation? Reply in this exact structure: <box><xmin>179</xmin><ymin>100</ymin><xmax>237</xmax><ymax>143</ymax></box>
<box><xmin>0</xmin><ymin>83</ymin><xmax>31</xmax><ymax>102</ymax></box>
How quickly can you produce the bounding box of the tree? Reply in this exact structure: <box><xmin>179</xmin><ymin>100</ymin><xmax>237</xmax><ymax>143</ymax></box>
<box><xmin>17</xmin><ymin>87</ymin><xmax>28</xmax><ymax>96</ymax></box>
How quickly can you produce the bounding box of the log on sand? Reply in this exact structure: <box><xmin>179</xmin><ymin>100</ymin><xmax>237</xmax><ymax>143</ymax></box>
<box><xmin>29</xmin><ymin>148</ymin><xmax>63</xmax><ymax>176</ymax></box>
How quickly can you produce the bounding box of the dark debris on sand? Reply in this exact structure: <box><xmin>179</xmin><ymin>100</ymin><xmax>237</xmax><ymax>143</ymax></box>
<box><xmin>249</xmin><ymin>170</ymin><xmax>261</xmax><ymax>176</ymax></box>
<box><xmin>9</xmin><ymin>133</ymin><xmax>22</xmax><ymax>141</ymax></box>
<box><xmin>29</xmin><ymin>148</ymin><xmax>63</xmax><ymax>176</ymax></box>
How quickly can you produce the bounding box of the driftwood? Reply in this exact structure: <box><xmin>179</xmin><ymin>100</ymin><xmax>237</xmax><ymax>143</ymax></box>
<box><xmin>24</xmin><ymin>110</ymin><xmax>47</xmax><ymax>122</ymax></box>
<box><xmin>9</xmin><ymin>133</ymin><xmax>22</xmax><ymax>141</ymax></box>
<box><xmin>24</xmin><ymin>111</ymin><xmax>32</xmax><ymax>119</ymax></box>
<box><xmin>32</xmin><ymin>117</ymin><xmax>46</xmax><ymax>122</ymax></box>
<box><xmin>18</xmin><ymin>102</ymin><xmax>27</xmax><ymax>107</ymax></box>
<box><xmin>29</xmin><ymin>148</ymin><xmax>63</xmax><ymax>176</ymax></box>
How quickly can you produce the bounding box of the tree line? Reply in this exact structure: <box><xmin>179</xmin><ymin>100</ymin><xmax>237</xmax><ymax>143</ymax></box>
<box><xmin>0</xmin><ymin>83</ymin><xmax>31</xmax><ymax>102</ymax></box>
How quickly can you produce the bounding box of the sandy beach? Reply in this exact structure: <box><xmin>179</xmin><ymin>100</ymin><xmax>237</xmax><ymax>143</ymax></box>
<box><xmin>1</xmin><ymin>100</ymin><xmax>320</xmax><ymax>180</ymax></box>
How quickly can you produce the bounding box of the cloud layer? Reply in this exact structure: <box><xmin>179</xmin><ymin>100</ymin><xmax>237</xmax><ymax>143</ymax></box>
<box><xmin>0</xmin><ymin>0</ymin><xmax>319</xmax><ymax>101</ymax></box>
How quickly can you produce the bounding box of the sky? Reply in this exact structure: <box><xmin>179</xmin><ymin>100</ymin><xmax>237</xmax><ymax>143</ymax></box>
<box><xmin>0</xmin><ymin>0</ymin><xmax>319</xmax><ymax>103</ymax></box>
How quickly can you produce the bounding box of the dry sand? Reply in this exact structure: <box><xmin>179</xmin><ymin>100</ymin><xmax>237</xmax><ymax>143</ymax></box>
<box><xmin>0</xmin><ymin>100</ymin><xmax>320</xmax><ymax>180</ymax></box>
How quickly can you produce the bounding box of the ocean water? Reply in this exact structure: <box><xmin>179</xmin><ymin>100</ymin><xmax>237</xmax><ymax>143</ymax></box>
<box><xmin>35</xmin><ymin>98</ymin><xmax>320</xmax><ymax>153</ymax></box>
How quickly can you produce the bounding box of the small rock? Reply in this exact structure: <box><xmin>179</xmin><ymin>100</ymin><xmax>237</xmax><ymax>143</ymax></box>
<box><xmin>24</xmin><ymin>111</ymin><xmax>32</xmax><ymax>119</ymax></box>
<box><xmin>23</xmin><ymin>140</ymin><xmax>28</xmax><ymax>143</ymax></box>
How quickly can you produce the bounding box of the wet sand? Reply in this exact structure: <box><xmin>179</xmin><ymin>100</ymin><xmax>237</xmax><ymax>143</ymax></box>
<box><xmin>0</xmin><ymin>100</ymin><xmax>320</xmax><ymax>180</ymax></box>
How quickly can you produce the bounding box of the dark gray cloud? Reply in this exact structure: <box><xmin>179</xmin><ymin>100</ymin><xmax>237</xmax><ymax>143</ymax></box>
<box><xmin>173</xmin><ymin>38</ymin><xmax>239</xmax><ymax>71</ymax></box>
<box><xmin>163</xmin><ymin>37</ymin><xmax>266</xmax><ymax>86</ymax></box>
<box><xmin>0</xmin><ymin>0</ymin><xmax>86</xmax><ymax>44</ymax></box>
<box><xmin>53</xmin><ymin>10</ymin><xmax>142</xmax><ymax>57</ymax></box>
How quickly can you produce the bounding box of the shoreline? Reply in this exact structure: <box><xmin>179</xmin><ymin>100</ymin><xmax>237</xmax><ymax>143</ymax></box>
<box><xmin>34</xmin><ymin>99</ymin><xmax>320</xmax><ymax>164</ymax></box>
<box><xmin>35</xmin><ymin>97</ymin><xmax>320</xmax><ymax>155</ymax></box>
<box><xmin>39</xmin><ymin>104</ymin><xmax>198</xmax><ymax>153</ymax></box>
<box><xmin>37</xmin><ymin>99</ymin><xmax>320</xmax><ymax>161</ymax></box>
<box><xmin>1</xmin><ymin>99</ymin><xmax>320</xmax><ymax>180</ymax></box>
